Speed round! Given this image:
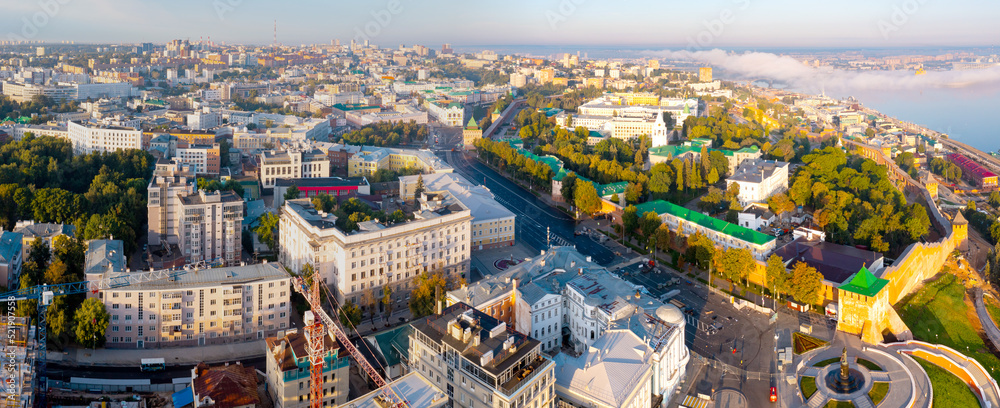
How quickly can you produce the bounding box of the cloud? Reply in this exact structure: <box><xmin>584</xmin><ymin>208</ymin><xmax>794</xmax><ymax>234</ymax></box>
<box><xmin>642</xmin><ymin>49</ymin><xmax>1000</xmax><ymax>94</ymax></box>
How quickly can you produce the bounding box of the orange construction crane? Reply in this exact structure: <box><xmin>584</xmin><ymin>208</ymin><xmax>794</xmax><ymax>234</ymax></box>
<box><xmin>294</xmin><ymin>278</ymin><xmax>409</xmax><ymax>408</ymax></box>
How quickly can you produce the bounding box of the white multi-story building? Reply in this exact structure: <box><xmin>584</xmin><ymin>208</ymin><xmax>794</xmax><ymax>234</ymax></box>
<box><xmin>278</xmin><ymin>195</ymin><xmax>471</xmax><ymax>308</ymax></box>
<box><xmin>175</xmin><ymin>144</ymin><xmax>221</xmax><ymax>174</ymax></box>
<box><xmin>259</xmin><ymin>148</ymin><xmax>331</xmax><ymax>189</ymax></box>
<box><xmin>409</xmin><ymin>302</ymin><xmax>556</xmax><ymax>408</ymax></box>
<box><xmin>726</xmin><ymin>159</ymin><xmax>790</xmax><ymax>206</ymax></box>
<box><xmin>67</xmin><ymin>121</ymin><xmax>142</xmax><ymax>155</ymax></box>
<box><xmin>447</xmin><ymin>246</ymin><xmax>690</xmax><ymax>406</ymax></box>
<box><xmin>553</xmin><ymin>330</ymin><xmax>654</xmax><ymax>408</ymax></box>
<box><xmin>87</xmin><ymin>260</ymin><xmax>292</xmax><ymax>348</ymax></box>
<box><xmin>174</xmin><ymin>190</ymin><xmax>244</xmax><ymax>266</ymax></box>
<box><xmin>187</xmin><ymin>111</ymin><xmax>222</xmax><ymax>131</ymax></box>
<box><xmin>10</xmin><ymin>124</ymin><xmax>67</xmax><ymax>141</ymax></box>
<box><xmin>147</xmin><ymin>160</ymin><xmax>197</xmax><ymax>249</ymax></box>
<box><xmin>400</xmin><ymin>173</ymin><xmax>515</xmax><ymax>251</ymax></box>
<box><xmin>636</xmin><ymin>200</ymin><xmax>778</xmax><ymax>260</ymax></box>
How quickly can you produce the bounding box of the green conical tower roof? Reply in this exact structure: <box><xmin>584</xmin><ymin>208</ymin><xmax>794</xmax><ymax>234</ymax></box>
<box><xmin>466</xmin><ymin>117</ymin><xmax>479</xmax><ymax>129</ymax></box>
<box><xmin>839</xmin><ymin>266</ymin><xmax>889</xmax><ymax>297</ymax></box>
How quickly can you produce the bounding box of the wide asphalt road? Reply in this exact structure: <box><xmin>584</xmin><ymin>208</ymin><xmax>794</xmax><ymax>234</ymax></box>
<box><xmin>441</xmin><ymin>149</ymin><xmax>618</xmax><ymax>266</ymax></box>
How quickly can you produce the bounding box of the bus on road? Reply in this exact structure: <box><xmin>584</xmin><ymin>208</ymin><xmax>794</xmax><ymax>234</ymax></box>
<box><xmin>140</xmin><ymin>358</ymin><xmax>166</xmax><ymax>372</ymax></box>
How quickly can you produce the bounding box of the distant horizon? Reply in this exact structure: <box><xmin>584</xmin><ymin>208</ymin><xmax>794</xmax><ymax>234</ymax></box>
<box><xmin>2</xmin><ymin>0</ymin><xmax>997</xmax><ymax>49</ymax></box>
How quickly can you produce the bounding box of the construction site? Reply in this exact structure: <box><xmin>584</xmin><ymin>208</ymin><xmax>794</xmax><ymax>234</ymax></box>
<box><xmin>2</xmin><ymin>316</ymin><xmax>36</xmax><ymax>408</ymax></box>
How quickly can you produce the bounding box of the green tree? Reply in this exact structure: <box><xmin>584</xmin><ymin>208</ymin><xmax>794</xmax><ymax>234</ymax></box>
<box><xmin>43</xmin><ymin>260</ymin><xmax>72</xmax><ymax>285</ymax></box>
<box><xmin>414</xmin><ymin>174</ymin><xmax>425</xmax><ymax>199</ymax></box>
<box><xmin>74</xmin><ymin>298</ymin><xmax>110</xmax><ymax>349</ymax></box>
<box><xmin>382</xmin><ymin>286</ymin><xmax>394</xmax><ymax>317</ymax></box>
<box><xmin>640</xmin><ymin>211</ymin><xmax>662</xmax><ymax>238</ymax></box>
<box><xmin>706</xmin><ymin>167</ymin><xmax>720</xmax><ymax>185</ymax></box>
<box><xmin>624</xmin><ymin>182</ymin><xmax>643</xmax><ymax>204</ymax></box>
<box><xmin>311</xmin><ymin>193</ymin><xmax>336</xmax><ymax>213</ymax></box>
<box><xmin>339</xmin><ymin>301</ymin><xmax>362</xmax><ymax>327</ymax></box>
<box><xmin>52</xmin><ymin>235</ymin><xmax>85</xmax><ymax>279</ymax></box>
<box><xmin>622</xmin><ymin>205</ymin><xmax>639</xmax><ymax>236</ymax></box>
<box><xmin>990</xmin><ymin>191</ymin><xmax>1000</xmax><ymax>209</ymax></box>
<box><xmin>255</xmin><ymin>212</ymin><xmax>280</xmax><ymax>251</ymax></box>
<box><xmin>27</xmin><ymin>237</ymin><xmax>51</xmax><ymax>270</ymax></box>
<box><xmin>47</xmin><ymin>296</ymin><xmax>73</xmax><ymax>341</ymax></box>
<box><xmin>967</xmin><ymin>200</ymin><xmax>978</xmax><ymax>212</ymax></box>
<box><xmin>410</xmin><ymin>273</ymin><xmax>447</xmax><ymax>318</ymax></box>
<box><xmin>685</xmin><ymin>232</ymin><xmax>716</xmax><ymax>270</ymax></box>
<box><xmin>573</xmin><ymin>181</ymin><xmax>602</xmax><ymax>216</ymax></box>
<box><xmin>790</xmin><ymin>261</ymin><xmax>823</xmax><ymax>305</ymax></box>
<box><xmin>765</xmin><ymin>255</ymin><xmax>789</xmax><ymax>299</ymax></box>
<box><xmin>283</xmin><ymin>185</ymin><xmax>300</xmax><ymax>201</ymax></box>
<box><xmin>560</xmin><ymin>173</ymin><xmax>578</xmax><ymax>203</ymax></box>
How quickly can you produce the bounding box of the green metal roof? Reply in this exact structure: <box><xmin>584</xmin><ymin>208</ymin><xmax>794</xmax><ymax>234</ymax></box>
<box><xmin>838</xmin><ymin>267</ymin><xmax>889</xmax><ymax>298</ymax></box>
<box><xmin>466</xmin><ymin>117</ymin><xmax>479</xmax><ymax>129</ymax></box>
<box><xmin>332</xmin><ymin>103</ymin><xmax>379</xmax><ymax>111</ymax></box>
<box><xmin>370</xmin><ymin>324</ymin><xmax>412</xmax><ymax>368</ymax></box>
<box><xmin>634</xmin><ymin>200</ymin><xmax>776</xmax><ymax>246</ymax></box>
<box><xmin>597</xmin><ymin>182</ymin><xmax>628</xmax><ymax>196</ymax></box>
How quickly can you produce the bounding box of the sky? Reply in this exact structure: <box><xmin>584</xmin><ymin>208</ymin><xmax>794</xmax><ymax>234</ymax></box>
<box><xmin>1</xmin><ymin>0</ymin><xmax>998</xmax><ymax>48</ymax></box>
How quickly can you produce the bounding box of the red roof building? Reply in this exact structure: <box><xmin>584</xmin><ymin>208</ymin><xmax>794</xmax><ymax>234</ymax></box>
<box><xmin>946</xmin><ymin>153</ymin><xmax>998</xmax><ymax>188</ymax></box>
<box><xmin>192</xmin><ymin>362</ymin><xmax>260</xmax><ymax>408</ymax></box>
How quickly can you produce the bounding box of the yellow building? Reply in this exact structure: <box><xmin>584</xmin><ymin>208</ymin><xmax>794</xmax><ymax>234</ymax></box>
<box><xmin>462</xmin><ymin>117</ymin><xmax>481</xmax><ymax>149</ymax></box>
<box><xmin>347</xmin><ymin>146</ymin><xmax>453</xmax><ymax>177</ymax></box>
<box><xmin>614</xmin><ymin>92</ymin><xmax>661</xmax><ymax>106</ymax></box>
<box><xmin>699</xmin><ymin>67</ymin><xmax>713</xmax><ymax>83</ymax></box>
<box><xmin>585</xmin><ymin>77</ymin><xmax>606</xmax><ymax>89</ymax></box>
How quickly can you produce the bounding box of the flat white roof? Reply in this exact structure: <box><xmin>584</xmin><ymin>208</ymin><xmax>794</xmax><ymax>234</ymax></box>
<box><xmin>339</xmin><ymin>372</ymin><xmax>446</xmax><ymax>408</ymax></box>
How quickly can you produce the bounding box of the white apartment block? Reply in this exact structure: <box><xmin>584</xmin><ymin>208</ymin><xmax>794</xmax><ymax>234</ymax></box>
<box><xmin>266</xmin><ymin>329</ymin><xmax>351</xmax><ymax>408</ymax></box>
<box><xmin>400</xmin><ymin>173</ymin><xmax>515</xmax><ymax>251</ymax></box>
<box><xmin>409</xmin><ymin>303</ymin><xmax>556</xmax><ymax>408</ymax></box>
<box><xmin>147</xmin><ymin>161</ymin><xmax>197</xmax><ymax>248</ymax></box>
<box><xmin>10</xmin><ymin>124</ymin><xmax>67</xmax><ymax>141</ymax></box>
<box><xmin>87</xmin><ymin>262</ymin><xmax>292</xmax><ymax>348</ymax></box>
<box><xmin>175</xmin><ymin>190</ymin><xmax>244</xmax><ymax>266</ymax></box>
<box><xmin>259</xmin><ymin>148</ymin><xmax>331</xmax><ymax>189</ymax></box>
<box><xmin>278</xmin><ymin>196</ymin><xmax>471</xmax><ymax>308</ymax></box>
<box><xmin>726</xmin><ymin>159</ymin><xmax>790</xmax><ymax>207</ymax></box>
<box><xmin>187</xmin><ymin>111</ymin><xmax>222</xmax><ymax>131</ymax></box>
<box><xmin>175</xmin><ymin>144</ymin><xmax>221</xmax><ymax>174</ymax></box>
<box><xmin>67</xmin><ymin>121</ymin><xmax>142</xmax><ymax>155</ymax></box>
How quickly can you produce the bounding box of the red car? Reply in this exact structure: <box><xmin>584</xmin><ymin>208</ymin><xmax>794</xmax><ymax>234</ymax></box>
<box><xmin>770</xmin><ymin>386</ymin><xmax>777</xmax><ymax>403</ymax></box>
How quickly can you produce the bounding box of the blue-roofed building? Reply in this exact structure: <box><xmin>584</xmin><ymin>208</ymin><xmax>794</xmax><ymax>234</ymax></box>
<box><xmin>84</xmin><ymin>239</ymin><xmax>126</xmax><ymax>281</ymax></box>
<box><xmin>0</xmin><ymin>231</ymin><xmax>24</xmax><ymax>289</ymax></box>
<box><xmin>14</xmin><ymin>221</ymin><xmax>75</xmax><ymax>260</ymax></box>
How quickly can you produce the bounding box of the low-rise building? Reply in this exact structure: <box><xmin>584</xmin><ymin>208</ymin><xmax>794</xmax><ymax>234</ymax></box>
<box><xmin>265</xmin><ymin>328</ymin><xmax>350</xmax><ymax>408</ymax></box>
<box><xmin>338</xmin><ymin>372</ymin><xmax>447</xmax><ymax>408</ymax></box>
<box><xmin>347</xmin><ymin>146</ymin><xmax>452</xmax><ymax>178</ymax></box>
<box><xmin>273</xmin><ymin>177</ymin><xmax>371</xmax><ymax>208</ymax></box>
<box><xmin>726</xmin><ymin>159</ymin><xmax>790</xmax><ymax>206</ymax></box>
<box><xmin>13</xmin><ymin>221</ymin><xmax>74</xmax><ymax>260</ymax></box>
<box><xmin>88</xmin><ymin>261</ymin><xmax>292</xmax><ymax>348</ymax></box>
<box><xmin>191</xmin><ymin>362</ymin><xmax>260</xmax><ymax>408</ymax></box>
<box><xmin>260</xmin><ymin>148</ymin><xmax>331</xmax><ymax>189</ymax></box>
<box><xmin>737</xmin><ymin>203</ymin><xmax>776</xmax><ymax>232</ymax></box>
<box><xmin>409</xmin><ymin>302</ymin><xmax>556</xmax><ymax>408</ymax></box>
<box><xmin>400</xmin><ymin>173</ymin><xmax>515</xmax><ymax>251</ymax></box>
<box><xmin>635</xmin><ymin>200</ymin><xmax>777</xmax><ymax>260</ymax></box>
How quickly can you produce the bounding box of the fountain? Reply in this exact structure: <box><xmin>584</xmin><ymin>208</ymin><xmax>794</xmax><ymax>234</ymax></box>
<box><xmin>825</xmin><ymin>348</ymin><xmax>865</xmax><ymax>394</ymax></box>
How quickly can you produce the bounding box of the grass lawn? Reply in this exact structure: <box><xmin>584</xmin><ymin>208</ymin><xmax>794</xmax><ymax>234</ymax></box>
<box><xmin>984</xmin><ymin>295</ymin><xmax>1000</xmax><ymax>329</ymax></box>
<box><xmin>868</xmin><ymin>382</ymin><xmax>889</xmax><ymax>405</ymax></box>
<box><xmin>896</xmin><ymin>272</ymin><xmax>1000</xmax><ymax>383</ymax></box>
<box><xmin>814</xmin><ymin>357</ymin><xmax>841</xmax><ymax>367</ymax></box>
<box><xmin>800</xmin><ymin>376</ymin><xmax>817</xmax><ymax>399</ymax></box>
<box><xmin>914</xmin><ymin>356</ymin><xmax>981</xmax><ymax>408</ymax></box>
<box><xmin>824</xmin><ymin>401</ymin><xmax>854</xmax><ymax>408</ymax></box>
<box><xmin>857</xmin><ymin>358</ymin><xmax>883</xmax><ymax>371</ymax></box>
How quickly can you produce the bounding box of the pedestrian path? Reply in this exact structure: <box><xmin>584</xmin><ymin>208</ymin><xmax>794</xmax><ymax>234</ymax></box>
<box><xmin>49</xmin><ymin>340</ymin><xmax>267</xmax><ymax>367</ymax></box>
<box><xmin>974</xmin><ymin>288</ymin><xmax>1000</xmax><ymax>354</ymax></box>
<box><xmin>885</xmin><ymin>340</ymin><xmax>1000</xmax><ymax>408</ymax></box>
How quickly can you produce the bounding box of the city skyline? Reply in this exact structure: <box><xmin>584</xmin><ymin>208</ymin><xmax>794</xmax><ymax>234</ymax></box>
<box><xmin>3</xmin><ymin>0</ymin><xmax>999</xmax><ymax>48</ymax></box>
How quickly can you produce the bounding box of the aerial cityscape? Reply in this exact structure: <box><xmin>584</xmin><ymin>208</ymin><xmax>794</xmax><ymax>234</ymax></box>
<box><xmin>1</xmin><ymin>1</ymin><xmax>1000</xmax><ymax>408</ymax></box>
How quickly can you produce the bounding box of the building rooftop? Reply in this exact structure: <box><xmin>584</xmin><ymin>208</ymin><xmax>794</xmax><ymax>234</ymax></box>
<box><xmin>85</xmin><ymin>239</ymin><xmax>126</xmax><ymax>277</ymax></box>
<box><xmin>103</xmin><ymin>262</ymin><xmax>289</xmax><ymax>291</ymax></box>
<box><xmin>179</xmin><ymin>189</ymin><xmax>243</xmax><ymax>205</ymax></box>
<box><xmin>400</xmin><ymin>173</ymin><xmax>514</xmax><ymax>223</ymax></box>
<box><xmin>340</xmin><ymin>372</ymin><xmax>447</xmax><ymax>408</ymax></box>
<box><xmin>265</xmin><ymin>329</ymin><xmax>340</xmax><ymax>373</ymax></box>
<box><xmin>192</xmin><ymin>362</ymin><xmax>260</xmax><ymax>408</ymax></box>
<box><xmin>728</xmin><ymin>159</ymin><xmax>789</xmax><ymax>184</ymax></box>
<box><xmin>839</xmin><ymin>266</ymin><xmax>890</xmax><ymax>298</ymax></box>
<box><xmin>0</xmin><ymin>231</ymin><xmax>22</xmax><ymax>265</ymax></box>
<box><xmin>553</xmin><ymin>329</ymin><xmax>653</xmax><ymax>407</ymax></box>
<box><xmin>635</xmin><ymin>200</ymin><xmax>776</xmax><ymax>246</ymax></box>
<box><xmin>274</xmin><ymin>177</ymin><xmax>368</xmax><ymax>188</ymax></box>
<box><xmin>772</xmin><ymin>239</ymin><xmax>882</xmax><ymax>284</ymax></box>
